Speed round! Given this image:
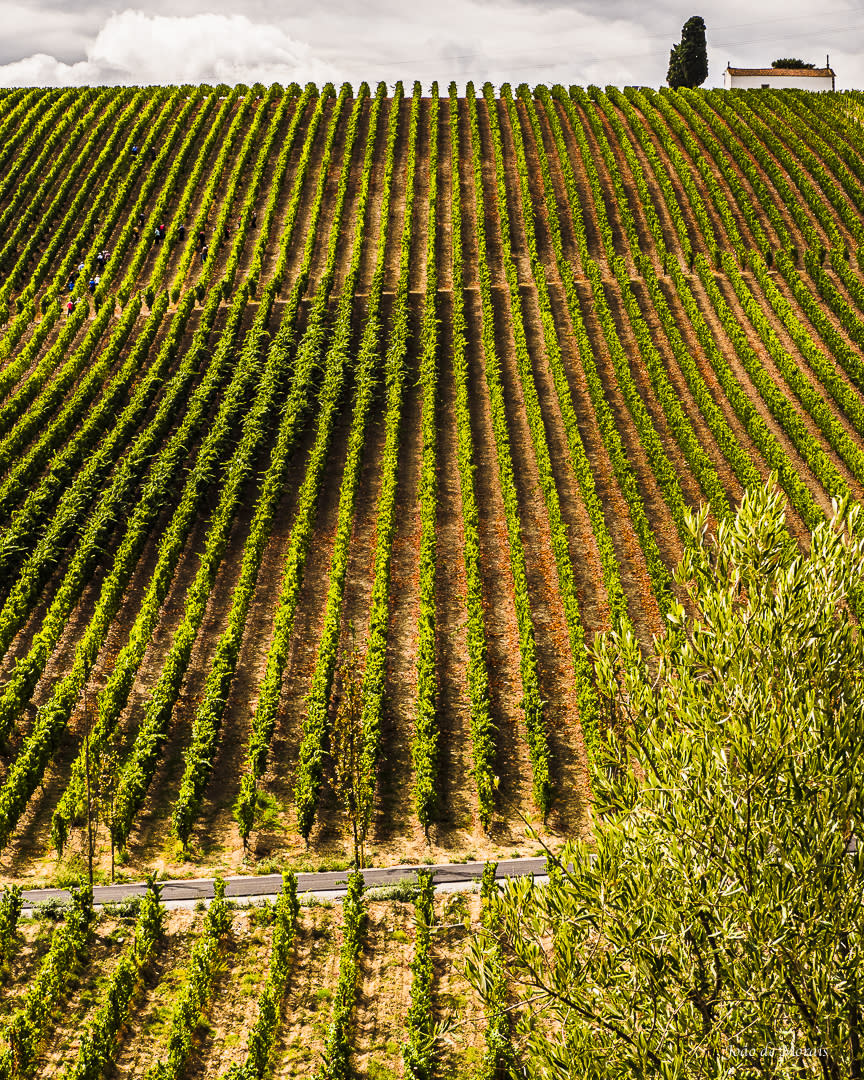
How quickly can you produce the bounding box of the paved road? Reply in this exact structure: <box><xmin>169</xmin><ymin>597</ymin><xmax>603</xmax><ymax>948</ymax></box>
<box><xmin>21</xmin><ymin>857</ymin><xmax>548</xmax><ymax>909</ymax></box>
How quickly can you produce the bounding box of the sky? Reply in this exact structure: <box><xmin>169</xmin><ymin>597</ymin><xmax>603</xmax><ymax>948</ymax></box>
<box><xmin>0</xmin><ymin>1</ymin><xmax>859</xmax><ymax>90</ymax></box>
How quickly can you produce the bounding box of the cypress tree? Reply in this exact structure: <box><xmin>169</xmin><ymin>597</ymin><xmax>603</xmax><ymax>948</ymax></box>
<box><xmin>667</xmin><ymin>15</ymin><xmax>708</xmax><ymax>88</ymax></box>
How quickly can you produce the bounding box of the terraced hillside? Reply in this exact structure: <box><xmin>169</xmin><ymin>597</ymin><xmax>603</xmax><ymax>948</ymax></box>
<box><xmin>0</xmin><ymin>81</ymin><xmax>861</xmax><ymax>888</ymax></box>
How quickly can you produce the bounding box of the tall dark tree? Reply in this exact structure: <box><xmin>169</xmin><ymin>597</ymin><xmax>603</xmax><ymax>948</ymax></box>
<box><xmin>667</xmin><ymin>15</ymin><xmax>708</xmax><ymax>88</ymax></box>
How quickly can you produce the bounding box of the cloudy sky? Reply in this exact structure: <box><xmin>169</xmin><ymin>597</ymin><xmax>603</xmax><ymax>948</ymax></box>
<box><xmin>0</xmin><ymin>1</ymin><xmax>859</xmax><ymax>89</ymax></box>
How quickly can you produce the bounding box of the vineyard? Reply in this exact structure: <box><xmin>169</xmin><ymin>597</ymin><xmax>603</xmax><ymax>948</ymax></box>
<box><xmin>0</xmin><ymin>80</ymin><xmax>860</xmax><ymax>892</ymax></box>
<box><xmin>0</xmin><ymin>873</ymin><xmax>498</xmax><ymax>1079</ymax></box>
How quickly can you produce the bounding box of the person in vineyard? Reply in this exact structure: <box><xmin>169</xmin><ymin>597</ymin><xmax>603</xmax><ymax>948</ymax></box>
<box><xmin>178</xmin><ymin>223</ymin><xmax>186</xmax><ymax>241</ymax></box>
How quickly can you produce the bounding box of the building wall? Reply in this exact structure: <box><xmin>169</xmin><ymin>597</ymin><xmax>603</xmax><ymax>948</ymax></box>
<box><xmin>723</xmin><ymin>72</ymin><xmax>834</xmax><ymax>90</ymax></box>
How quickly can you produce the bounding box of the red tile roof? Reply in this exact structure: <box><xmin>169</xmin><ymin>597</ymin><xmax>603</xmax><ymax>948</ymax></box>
<box><xmin>725</xmin><ymin>67</ymin><xmax>834</xmax><ymax>77</ymax></box>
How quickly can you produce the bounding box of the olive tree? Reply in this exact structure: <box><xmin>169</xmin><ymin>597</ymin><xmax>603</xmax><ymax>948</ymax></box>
<box><xmin>468</xmin><ymin>483</ymin><xmax>864</xmax><ymax>1078</ymax></box>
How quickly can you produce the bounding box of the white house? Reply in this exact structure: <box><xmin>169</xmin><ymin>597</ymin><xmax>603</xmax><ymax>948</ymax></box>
<box><xmin>723</xmin><ymin>61</ymin><xmax>835</xmax><ymax>90</ymax></box>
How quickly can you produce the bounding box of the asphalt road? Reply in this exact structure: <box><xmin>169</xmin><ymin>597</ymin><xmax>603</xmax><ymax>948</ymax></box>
<box><xmin>20</xmin><ymin>857</ymin><xmax>548</xmax><ymax>909</ymax></box>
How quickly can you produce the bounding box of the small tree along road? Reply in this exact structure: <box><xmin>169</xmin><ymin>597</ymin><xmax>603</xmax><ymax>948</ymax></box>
<box><xmin>331</xmin><ymin>624</ymin><xmax>368</xmax><ymax>869</ymax></box>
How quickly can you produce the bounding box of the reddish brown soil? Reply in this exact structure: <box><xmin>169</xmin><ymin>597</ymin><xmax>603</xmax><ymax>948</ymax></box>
<box><xmin>429</xmin><ymin>291</ymin><xmax>480</xmax><ymax>839</ymax></box>
<box><xmin>252</xmin><ymin>397</ymin><xmax>354</xmax><ymax>860</ymax></box>
<box><xmin>566</xmin><ymin>95</ymin><xmax>640</xmax><ymax>276</ymax></box>
<box><xmin>352</xmin><ymin>900</ymin><xmax>415</xmax><ymax>1076</ymax></box>
<box><xmin>575</xmin><ymin>278</ymin><xmax>687</xmax><ymax>584</ymax></box>
<box><xmin>593</xmin><ymin>99</ymin><xmax>685</xmax><ymax>266</ymax></box>
<box><xmin>483</xmin><ymin>277</ymin><xmax>591</xmax><ymax>837</ymax></box>
<box><xmin>628</xmin><ymin>277</ymin><xmax>747</xmax><ymax>508</ymax></box>
<box><xmin>367</xmin><ymin>297</ymin><xmax>424</xmax><ymax>855</ymax></box>
<box><xmin>682</xmin><ymin>94</ymin><xmax>832</xmax><ymax>253</ymax></box>
<box><xmin>182</xmin><ymin>910</ymin><xmax>274</xmax><ymax>1079</ymax></box>
<box><xmin>688</xmin><ymin>270</ymin><xmax>835</xmax><ymax>519</ymax></box>
<box><xmin>759</xmin><ymin>267</ymin><xmax>864</xmax><ymax>445</ymax></box>
<box><xmin>548</xmin><ymin>97</ymin><xmax>613</xmax><ymax>268</ymax></box>
<box><xmin>497</xmin><ymin>103</ymin><xmax>610</xmax><ymax>638</ymax></box>
<box><xmin>110</xmin><ymin>907</ymin><xmax>202</xmax><ymax>1079</ymax></box>
<box><xmin>269</xmin><ymin>902</ymin><xmax>345</xmax><ymax>1078</ymax></box>
<box><xmin>0</xmin><ymin>91</ymin><xmax>861</xmax><ymax>885</ymax></box>
<box><xmin>714</xmin><ymin>271</ymin><xmax>864</xmax><ymax>504</ymax></box>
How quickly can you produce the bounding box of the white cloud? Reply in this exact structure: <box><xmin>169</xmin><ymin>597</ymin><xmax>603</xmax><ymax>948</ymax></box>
<box><xmin>0</xmin><ymin>9</ymin><xmax>341</xmax><ymax>86</ymax></box>
<box><xmin>0</xmin><ymin>1</ymin><xmax>859</xmax><ymax>89</ymax></box>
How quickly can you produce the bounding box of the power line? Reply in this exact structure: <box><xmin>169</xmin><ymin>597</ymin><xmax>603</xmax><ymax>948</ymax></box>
<box><xmin>372</xmin><ymin>30</ymin><xmax>859</xmax><ymax>75</ymax></box>
<box><xmin>359</xmin><ymin>8</ymin><xmax>860</xmax><ymax>71</ymax></box>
